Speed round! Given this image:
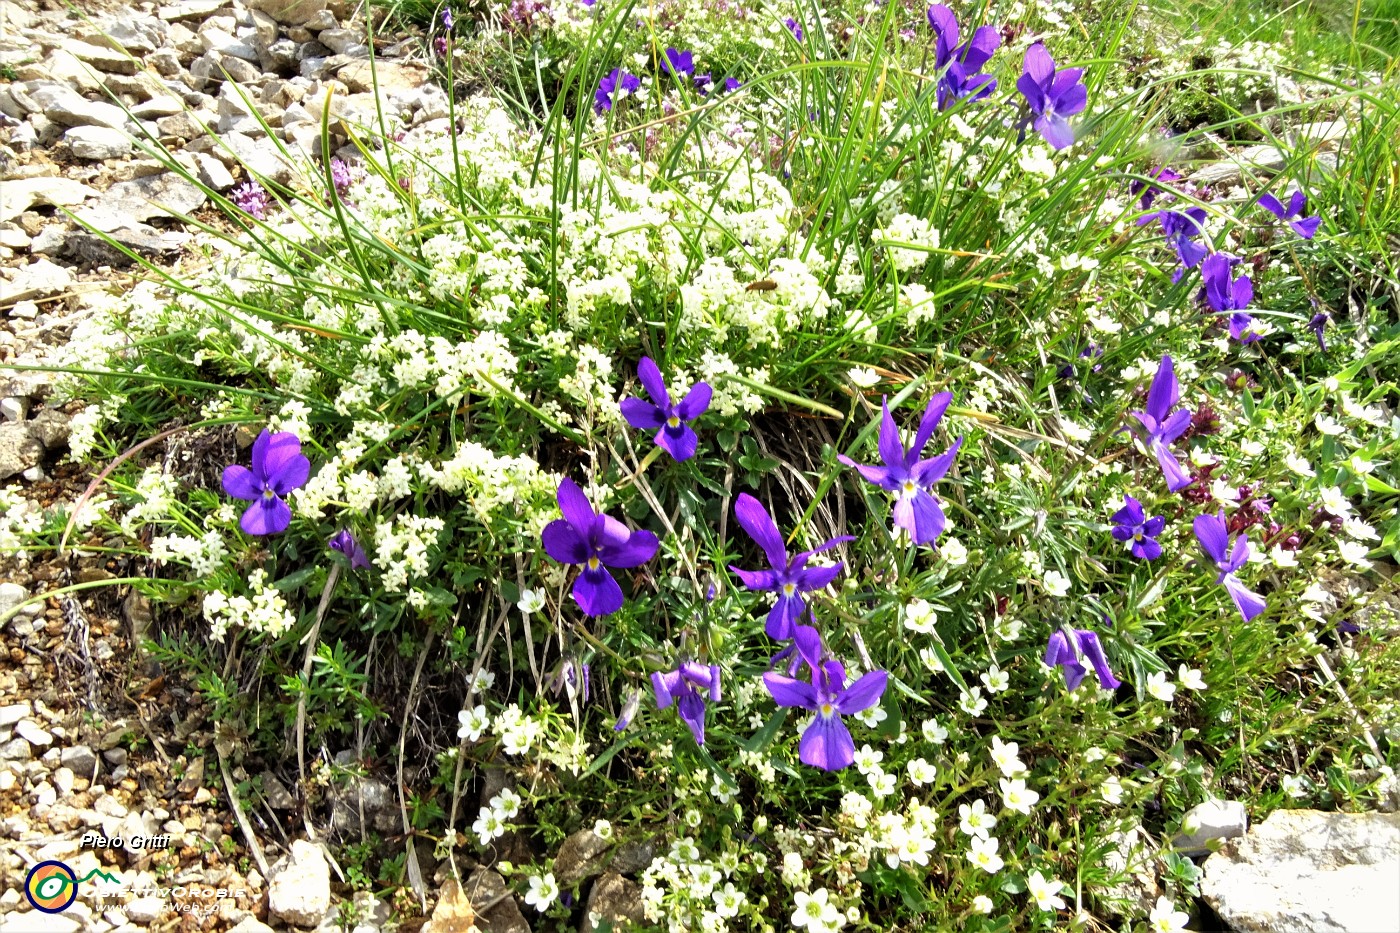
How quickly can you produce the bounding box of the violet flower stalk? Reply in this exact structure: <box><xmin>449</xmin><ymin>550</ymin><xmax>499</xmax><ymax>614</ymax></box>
<box><xmin>1308</xmin><ymin>311</ymin><xmax>1330</xmax><ymax>351</ymax></box>
<box><xmin>926</xmin><ymin>4</ymin><xmax>1000</xmax><ymax>110</ymax></box>
<box><xmin>541</xmin><ymin>478</ymin><xmax>659</xmax><ymax>617</ymax></box>
<box><xmin>595</xmin><ymin>68</ymin><xmax>641</xmax><ymax>114</ymax></box>
<box><xmin>1016</xmin><ymin>42</ymin><xmax>1087</xmax><ymax>151</ymax></box>
<box><xmin>1201</xmin><ymin>253</ymin><xmax>1259</xmax><ymax>343</ymax></box>
<box><xmin>1126</xmin><ymin>355</ymin><xmax>1194</xmax><ymax>492</ymax></box>
<box><xmin>652</xmin><ymin>662</ymin><xmax>721</xmax><ymax>746</ymax></box>
<box><xmin>729</xmin><ymin>494</ymin><xmax>852</xmax><ymax>640</ymax></box>
<box><xmin>222</xmin><ymin>429</ymin><xmax>311</xmax><ymax>536</ymax></box>
<box><xmin>1257</xmin><ymin>190</ymin><xmax>1321</xmax><ymax>239</ymax></box>
<box><xmin>838</xmin><ymin>393</ymin><xmax>963</xmax><ymax>546</ymax></box>
<box><xmin>1044</xmin><ymin>627</ymin><xmax>1120</xmax><ymax>691</ymax></box>
<box><xmin>230</xmin><ymin>182</ymin><xmax>271</xmax><ymax>221</ymax></box>
<box><xmin>784</xmin><ymin>17</ymin><xmax>803</xmax><ymax>40</ymax></box>
<box><xmin>329</xmin><ymin>529</ymin><xmax>371</xmax><ymax>570</ymax></box>
<box><xmin>762</xmin><ymin>627</ymin><xmax>888</xmax><ymax>771</ymax></box>
<box><xmin>620</xmin><ymin>357</ymin><xmax>711</xmax><ymax>461</ymax></box>
<box><xmin>1194</xmin><ymin>509</ymin><xmax>1267</xmax><ymax>622</ymax></box>
<box><xmin>1110</xmin><ymin>495</ymin><xmax>1164</xmax><ymax>560</ymax></box>
<box><xmin>1130</xmin><ymin>166</ymin><xmax>1182</xmax><ymax>211</ymax></box>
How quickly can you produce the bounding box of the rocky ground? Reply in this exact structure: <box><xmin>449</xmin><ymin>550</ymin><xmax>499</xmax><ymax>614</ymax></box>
<box><xmin>0</xmin><ymin>1</ymin><xmax>1398</xmax><ymax>931</ymax></box>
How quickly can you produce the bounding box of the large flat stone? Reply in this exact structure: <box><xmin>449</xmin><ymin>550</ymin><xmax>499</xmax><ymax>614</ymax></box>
<box><xmin>0</xmin><ymin>177</ymin><xmax>99</xmax><ymax>223</ymax></box>
<box><xmin>1201</xmin><ymin>809</ymin><xmax>1400</xmax><ymax>933</ymax></box>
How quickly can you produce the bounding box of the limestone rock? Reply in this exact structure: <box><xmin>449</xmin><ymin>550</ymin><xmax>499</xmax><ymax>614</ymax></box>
<box><xmin>1173</xmin><ymin>798</ymin><xmax>1248</xmax><ymax>856</ymax></box>
<box><xmin>269</xmin><ymin>840</ymin><xmax>332</xmax><ymax>927</ymax></box>
<box><xmin>0</xmin><ymin>423</ymin><xmax>44</xmax><ymax>480</ymax></box>
<box><xmin>1201</xmin><ymin>809</ymin><xmax>1400</xmax><ymax>933</ymax></box>
<box><xmin>1</xmin><ymin>258</ymin><xmax>73</xmax><ymax>304</ymax></box>
<box><xmin>0</xmin><ymin>177</ymin><xmax>99</xmax><ymax>223</ymax></box>
<box><xmin>65</xmin><ymin>126</ymin><xmax>133</xmax><ymax>161</ymax></box>
<box><xmin>68</xmin><ymin>41</ymin><xmax>141</xmax><ymax>76</ymax></box>
<box><xmin>582</xmin><ymin>872</ymin><xmax>645</xmax><ymax>932</ymax></box>
<box><xmin>464</xmin><ymin>868</ymin><xmax>530</xmax><ymax>933</ymax></box>
<box><xmin>336</xmin><ymin>60</ymin><xmax>428</xmax><ymax>94</ymax></box>
<box><xmin>103</xmin><ymin>173</ymin><xmax>208</xmax><ymax>221</ymax></box>
<box><xmin>28</xmin><ymin>409</ymin><xmax>71</xmax><ymax>450</ymax></box>
<box><xmin>248</xmin><ymin>0</ymin><xmax>328</xmax><ymax>26</ymax></box>
<box><xmin>554</xmin><ymin>829</ymin><xmax>611</xmax><ymax>887</ymax></box>
<box><xmin>158</xmin><ymin>0</ymin><xmax>227</xmax><ymax>22</ymax></box>
<box><xmin>27</xmin><ymin>84</ymin><xmax>129</xmax><ymax>131</ymax></box>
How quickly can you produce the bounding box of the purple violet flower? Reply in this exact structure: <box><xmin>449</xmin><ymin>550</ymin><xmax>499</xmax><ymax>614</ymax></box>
<box><xmin>838</xmin><ymin>393</ymin><xmax>963</xmax><ymax>546</ymax></box>
<box><xmin>762</xmin><ymin>626</ymin><xmax>888</xmax><ymax>771</ymax></box>
<box><xmin>926</xmin><ymin>5</ymin><xmax>1000</xmax><ymax>110</ymax></box>
<box><xmin>595</xmin><ymin>68</ymin><xmax>641</xmax><ymax>113</ymax></box>
<box><xmin>441</xmin><ymin>8</ymin><xmax>454</xmax><ymax>29</ymax></box>
<box><xmin>729</xmin><ymin>494</ymin><xmax>852</xmax><ymax>640</ymax></box>
<box><xmin>1127</xmin><ymin>355</ymin><xmax>1194</xmax><ymax>492</ymax></box>
<box><xmin>1110</xmin><ymin>495</ymin><xmax>1165</xmax><ymax>560</ymax></box>
<box><xmin>785</xmin><ymin>17</ymin><xmax>803</xmax><ymax>40</ymax></box>
<box><xmin>1201</xmin><ymin>253</ymin><xmax>1259</xmax><ymax>343</ymax></box>
<box><xmin>652</xmin><ymin>662</ymin><xmax>721</xmax><ymax>745</ymax></box>
<box><xmin>1155</xmin><ymin>208</ymin><xmax>1209</xmax><ymax>273</ymax></box>
<box><xmin>1044</xmin><ymin>627</ymin><xmax>1120</xmax><ymax>691</ymax></box>
<box><xmin>1308</xmin><ymin>311</ymin><xmax>1330</xmax><ymax>351</ymax></box>
<box><xmin>662</xmin><ymin>47</ymin><xmax>694</xmax><ymax>78</ymax></box>
<box><xmin>1016</xmin><ymin>42</ymin><xmax>1087</xmax><ymax>150</ymax></box>
<box><xmin>541</xmin><ymin>478</ymin><xmax>659</xmax><ymax>616</ymax></box>
<box><xmin>222</xmin><ymin>430</ymin><xmax>311</xmax><ymax>536</ymax></box>
<box><xmin>1193</xmin><ymin>509</ymin><xmax>1267</xmax><ymax>622</ymax></box>
<box><xmin>1130</xmin><ymin>166</ymin><xmax>1182</xmax><ymax>211</ymax></box>
<box><xmin>724</xmin><ymin>76</ymin><xmax>742</xmax><ymax>93</ymax></box>
<box><xmin>230</xmin><ymin>181</ymin><xmax>271</xmax><ymax>221</ymax></box>
<box><xmin>620</xmin><ymin>357</ymin><xmax>711</xmax><ymax>461</ymax></box>
<box><xmin>1257</xmin><ymin>190</ymin><xmax>1321</xmax><ymax>239</ymax></box>
<box><xmin>329</xmin><ymin>529</ymin><xmax>371</xmax><ymax>570</ymax></box>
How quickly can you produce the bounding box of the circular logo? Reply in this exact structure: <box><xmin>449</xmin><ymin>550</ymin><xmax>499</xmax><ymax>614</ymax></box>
<box><xmin>25</xmin><ymin>860</ymin><xmax>78</xmax><ymax>914</ymax></box>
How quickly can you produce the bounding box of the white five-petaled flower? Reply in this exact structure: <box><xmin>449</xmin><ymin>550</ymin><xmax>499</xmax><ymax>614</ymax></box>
<box><xmin>1148</xmin><ymin>896</ymin><xmax>1190</xmax><ymax>932</ymax></box>
<box><xmin>1027</xmin><ymin>870</ymin><xmax>1067</xmax><ymax>911</ymax></box>
<box><xmin>1146</xmin><ymin>672</ymin><xmax>1177</xmax><ymax>702</ymax></box>
<box><xmin>959</xmin><ymin>687</ymin><xmax>988</xmax><ymax>716</ymax></box>
<box><xmin>907</xmin><ymin>758</ymin><xmax>937</xmax><ymax>786</ymax></box>
<box><xmin>472</xmin><ymin>807</ymin><xmax>505</xmax><ymax>846</ymax></box>
<box><xmin>959</xmin><ymin>798</ymin><xmax>997</xmax><ymax>839</ymax></box>
<box><xmin>1042</xmin><ymin>569</ymin><xmax>1071</xmax><ymax>597</ymax></box>
<box><xmin>922</xmin><ymin>718</ymin><xmax>949</xmax><ymax>744</ymax></box>
<box><xmin>517</xmin><ymin>588</ymin><xmax>546</xmax><ymax>614</ymax></box>
<box><xmin>1284</xmin><ymin>453</ymin><xmax>1315</xmax><ymax>477</ymax></box>
<box><xmin>990</xmin><ymin>736</ymin><xmax>1024</xmax><ymax>776</ymax></box>
<box><xmin>1100</xmin><ymin>776</ymin><xmax>1124</xmax><ymax>805</ymax></box>
<box><xmin>524</xmin><ymin>872</ymin><xmax>559</xmax><ymax>912</ymax></box>
<box><xmin>853</xmin><ymin>744</ymin><xmax>884</xmax><ymax>775</ymax></box>
<box><xmin>999</xmin><ymin>777</ymin><xmax>1040</xmax><ymax>815</ymax></box>
<box><xmin>713</xmin><ymin>881</ymin><xmax>746</xmax><ymax>918</ymax></box>
<box><xmin>848</xmin><ymin>366</ymin><xmax>880</xmax><ymax>389</ymax></box>
<box><xmin>791</xmin><ymin>888</ymin><xmax>842</xmax><ymax>931</ymax></box>
<box><xmin>1318</xmin><ymin>486</ymin><xmax>1352</xmax><ymax>517</ymax></box>
<box><xmin>490</xmin><ymin>787</ymin><xmax>522</xmax><ymax>820</ymax></box>
<box><xmin>972</xmin><ymin>895</ymin><xmax>994</xmax><ymax>914</ymax></box>
<box><xmin>1178</xmin><ymin>665</ymin><xmax>1206</xmax><ymax>691</ymax></box>
<box><xmin>966</xmin><ymin>835</ymin><xmax>1004</xmax><ymax>874</ymax></box>
<box><xmin>457</xmin><ymin>704</ymin><xmax>489</xmax><ymax>741</ymax></box>
<box><xmin>981</xmin><ymin>664</ymin><xmax>1010</xmax><ymax>694</ymax></box>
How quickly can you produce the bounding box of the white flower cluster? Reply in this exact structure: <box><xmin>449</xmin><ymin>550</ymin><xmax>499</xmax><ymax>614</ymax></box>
<box><xmin>472</xmin><ymin>786</ymin><xmax>523</xmax><ymax>847</ymax></box>
<box><xmin>201</xmin><ymin>569</ymin><xmax>295</xmax><ymax>642</ymax></box>
<box><xmin>118</xmin><ymin>467</ymin><xmax>182</xmax><ymax>536</ymax></box>
<box><xmin>873</xmin><ymin>213</ymin><xmax>941</xmax><ymax>272</ymax></box>
<box><xmin>149</xmin><ymin>531</ymin><xmax>229</xmax><ymax>578</ymax></box>
<box><xmin>0</xmin><ymin>486</ymin><xmax>44</xmax><ymax>558</ymax></box>
<box><xmin>371</xmin><ymin>515</ymin><xmax>444</xmax><ymax>592</ymax></box>
<box><xmin>419</xmin><ymin>441</ymin><xmax>556</xmax><ymax>528</ymax></box>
